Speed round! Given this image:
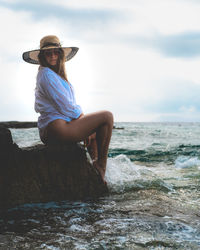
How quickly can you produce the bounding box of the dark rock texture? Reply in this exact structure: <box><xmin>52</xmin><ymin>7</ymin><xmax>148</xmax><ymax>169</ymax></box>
<box><xmin>0</xmin><ymin>127</ymin><xmax>108</xmax><ymax>209</ymax></box>
<box><xmin>0</xmin><ymin>121</ymin><xmax>37</xmax><ymax>128</ymax></box>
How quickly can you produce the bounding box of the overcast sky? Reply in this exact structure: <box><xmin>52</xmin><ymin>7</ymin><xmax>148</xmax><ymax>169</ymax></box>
<box><xmin>1</xmin><ymin>0</ymin><xmax>200</xmax><ymax>122</ymax></box>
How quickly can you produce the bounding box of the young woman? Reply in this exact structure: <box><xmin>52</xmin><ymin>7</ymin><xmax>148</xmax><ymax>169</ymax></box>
<box><xmin>22</xmin><ymin>35</ymin><xmax>113</xmax><ymax>182</ymax></box>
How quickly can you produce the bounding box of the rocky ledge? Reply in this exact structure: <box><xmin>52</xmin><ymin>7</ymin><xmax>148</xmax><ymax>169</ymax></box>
<box><xmin>0</xmin><ymin>126</ymin><xmax>108</xmax><ymax>209</ymax></box>
<box><xmin>0</xmin><ymin>121</ymin><xmax>37</xmax><ymax>128</ymax></box>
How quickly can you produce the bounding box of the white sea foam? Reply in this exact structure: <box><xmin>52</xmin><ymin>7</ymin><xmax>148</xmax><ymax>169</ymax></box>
<box><xmin>40</xmin><ymin>244</ymin><xmax>60</xmax><ymax>250</ymax></box>
<box><xmin>69</xmin><ymin>224</ymin><xmax>93</xmax><ymax>233</ymax></box>
<box><xmin>10</xmin><ymin>128</ymin><xmax>41</xmax><ymax>147</ymax></box>
<box><xmin>105</xmin><ymin>154</ymin><xmax>155</xmax><ymax>193</ymax></box>
<box><xmin>175</xmin><ymin>156</ymin><xmax>200</xmax><ymax>169</ymax></box>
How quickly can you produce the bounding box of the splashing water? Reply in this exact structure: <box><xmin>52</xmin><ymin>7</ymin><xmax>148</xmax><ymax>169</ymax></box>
<box><xmin>3</xmin><ymin>122</ymin><xmax>200</xmax><ymax>249</ymax></box>
<box><xmin>175</xmin><ymin>156</ymin><xmax>200</xmax><ymax>169</ymax></box>
<box><xmin>105</xmin><ymin>154</ymin><xmax>173</xmax><ymax>193</ymax></box>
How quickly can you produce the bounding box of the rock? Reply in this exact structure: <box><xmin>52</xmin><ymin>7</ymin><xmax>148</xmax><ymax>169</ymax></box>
<box><xmin>0</xmin><ymin>125</ymin><xmax>13</xmax><ymax>150</ymax></box>
<box><xmin>113</xmin><ymin>125</ymin><xmax>124</xmax><ymax>130</ymax></box>
<box><xmin>0</xmin><ymin>121</ymin><xmax>37</xmax><ymax>128</ymax></box>
<box><xmin>0</xmin><ymin>127</ymin><xmax>108</xmax><ymax>209</ymax></box>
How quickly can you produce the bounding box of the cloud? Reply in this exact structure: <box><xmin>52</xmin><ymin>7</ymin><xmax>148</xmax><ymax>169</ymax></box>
<box><xmin>128</xmin><ymin>31</ymin><xmax>200</xmax><ymax>58</ymax></box>
<box><xmin>0</xmin><ymin>0</ymin><xmax>120</xmax><ymax>24</ymax></box>
<box><xmin>141</xmin><ymin>80</ymin><xmax>200</xmax><ymax>113</ymax></box>
<box><xmin>4</xmin><ymin>0</ymin><xmax>200</xmax><ymax>60</ymax></box>
<box><xmin>1</xmin><ymin>0</ymin><xmax>200</xmax><ymax>122</ymax></box>
<box><xmin>155</xmin><ymin>32</ymin><xmax>200</xmax><ymax>58</ymax></box>
<box><xmin>0</xmin><ymin>0</ymin><xmax>125</xmax><ymax>45</ymax></box>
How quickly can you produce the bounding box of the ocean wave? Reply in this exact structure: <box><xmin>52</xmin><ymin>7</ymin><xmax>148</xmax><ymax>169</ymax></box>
<box><xmin>109</xmin><ymin>144</ymin><xmax>200</xmax><ymax>163</ymax></box>
<box><xmin>175</xmin><ymin>156</ymin><xmax>200</xmax><ymax>169</ymax></box>
<box><xmin>105</xmin><ymin>154</ymin><xmax>173</xmax><ymax>193</ymax></box>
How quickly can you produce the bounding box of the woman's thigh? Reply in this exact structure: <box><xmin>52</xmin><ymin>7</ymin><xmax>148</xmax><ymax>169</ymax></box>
<box><xmin>47</xmin><ymin>111</ymin><xmax>113</xmax><ymax>142</ymax></box>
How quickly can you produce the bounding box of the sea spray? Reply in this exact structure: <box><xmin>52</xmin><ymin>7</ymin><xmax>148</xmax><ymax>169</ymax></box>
<box><xmin>105</xmin><ymin>154</ymin><xmax>142</xmax><ymax>192</ymax></box>
<box><xmin>175</xmin><ymin>156</ymin><xmax>200</xmax><ymax>169</ymax></box>
<box><xmin>105</xmin><ymin>154</ymin><xmax>173</xmax><ymax>193</ymax></box>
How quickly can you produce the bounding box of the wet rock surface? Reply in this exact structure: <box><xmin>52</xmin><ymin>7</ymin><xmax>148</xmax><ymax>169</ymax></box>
<box><xmin>0</xmin><ymin>190</ymin><xmax>199</xmax><ymax>249</ymax></box>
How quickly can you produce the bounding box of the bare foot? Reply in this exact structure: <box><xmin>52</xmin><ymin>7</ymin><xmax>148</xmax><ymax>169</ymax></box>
<box><xmin>93</xmin><ymin>161</ymin><xmax>107</xmax><ymax>184</ymax></box>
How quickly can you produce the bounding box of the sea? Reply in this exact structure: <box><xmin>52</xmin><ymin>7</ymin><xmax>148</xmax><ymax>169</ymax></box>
<box><xmin>0</xmin><ymin>122</ymin><xmax>200</xmax><ymax>249</ymax></box>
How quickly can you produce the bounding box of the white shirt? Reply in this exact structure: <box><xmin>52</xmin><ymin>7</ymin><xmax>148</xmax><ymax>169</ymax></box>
<box><xmin>35</xmin><ymin>67</ymin><xmax>82</xmax><ymax>132</ymax></box>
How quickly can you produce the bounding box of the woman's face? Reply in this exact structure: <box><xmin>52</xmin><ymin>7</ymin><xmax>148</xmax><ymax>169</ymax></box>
<box><xmin>44</xmin><ymin>49</ymin><xmax>60</xmax><ymax>66</ymax></box>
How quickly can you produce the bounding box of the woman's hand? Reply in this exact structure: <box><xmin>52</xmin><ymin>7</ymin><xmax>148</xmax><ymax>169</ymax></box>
<box><xmin>77</xmin><ymin>113</ymin><xmax>96</xmax><ymax>147</ymax></box>
<box><xmin>78</xmin><ymin>113</ymin><xmax>84</xmax><ymax>119</ymax></box>
<box><xmin>84</xmin><ymin>133</ymin><xmax>96</xmax><ymax>147</ymax></box>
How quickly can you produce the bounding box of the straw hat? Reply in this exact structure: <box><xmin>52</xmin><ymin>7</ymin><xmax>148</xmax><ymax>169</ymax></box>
<box><xmin>22</xmin><ymin>35</ymin><xmax>79</xmax><ymax>64</ymax></box>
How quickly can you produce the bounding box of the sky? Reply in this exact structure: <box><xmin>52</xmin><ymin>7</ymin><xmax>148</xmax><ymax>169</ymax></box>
<box><xmin>1</xmin><ymin>0</ymin><xmax>200</xmax><ymax>122</ymax></box>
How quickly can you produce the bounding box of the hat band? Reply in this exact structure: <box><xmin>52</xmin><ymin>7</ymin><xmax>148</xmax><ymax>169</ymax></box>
<box><xmin>41</xmin><ymin>42</ymin><xmax>61</xmax><ymax>49</ymax></box>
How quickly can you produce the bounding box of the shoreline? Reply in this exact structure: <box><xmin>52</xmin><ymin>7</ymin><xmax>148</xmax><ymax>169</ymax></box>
<box><xmin>0</xmin><ymin>121</ymin><xmax>125</xmax><ymax>130</ymax></box>
<box><xmin>0</xmin><ymin>121</ymin><xmax>37</xmax><ymax>128</ymax></box>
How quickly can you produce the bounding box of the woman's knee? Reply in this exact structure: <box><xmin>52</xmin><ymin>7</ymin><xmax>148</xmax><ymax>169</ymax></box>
<box><xmin>102</xmin><ymin>110</ymin><xmax>114</xmax><ymax>126</ymax></box>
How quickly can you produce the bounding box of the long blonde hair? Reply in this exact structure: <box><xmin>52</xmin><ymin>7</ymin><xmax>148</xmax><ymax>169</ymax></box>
<box><xmin>38</xmin><ymin>48</ymin><xmax>68</xmax><ymax>82</ymax></box>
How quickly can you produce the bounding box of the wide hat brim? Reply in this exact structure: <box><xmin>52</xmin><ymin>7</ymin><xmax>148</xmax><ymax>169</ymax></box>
<box><xmin>22</xmin><ymin>46</ymin><xmax>79</xmax><ymax>64</ymax></box>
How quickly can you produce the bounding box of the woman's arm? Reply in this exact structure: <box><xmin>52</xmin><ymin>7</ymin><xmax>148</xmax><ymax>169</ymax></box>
<box><xmin>40</xmin><ymin>68</ymin><xmax>82</xmax><ymax>120</ymax></box>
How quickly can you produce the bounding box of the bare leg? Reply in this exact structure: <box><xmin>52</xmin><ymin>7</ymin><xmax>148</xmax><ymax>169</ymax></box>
<box><xmin>87</xmin><ymin>133</ymin><xmax>98</xmax><ymax>162</ymax></box>
<box><xmin>46</xmin><ymin>111</ymin><xmax>113</xmax><ymax>181</ymax></box>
